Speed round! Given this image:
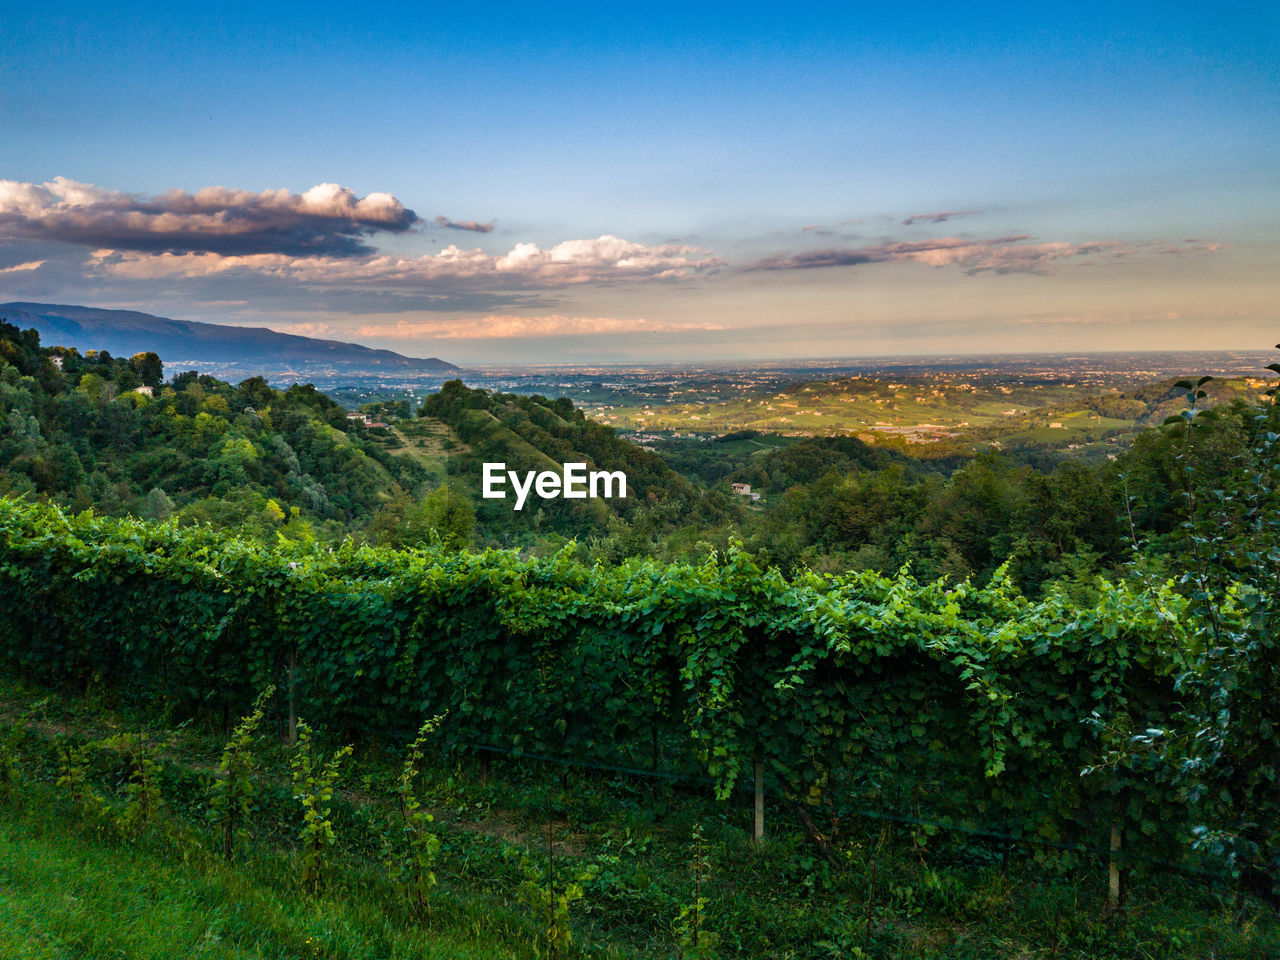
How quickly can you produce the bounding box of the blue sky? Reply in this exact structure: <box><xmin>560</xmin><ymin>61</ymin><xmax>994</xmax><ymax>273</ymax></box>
<box><xmin>1</xmin><ymin>3</ymin><xmax>1276</xmax><ymax>362</ymax></box>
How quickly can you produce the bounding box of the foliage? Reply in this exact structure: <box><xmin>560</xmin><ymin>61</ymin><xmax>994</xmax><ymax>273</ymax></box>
<box><xmin>385</xmin><ymin>711</ymin><xmax>447</xmax><ymax>914</ymax></box>
<box><xmin>1</xmin><ymin>354</ymin><xmax>1277</xmax><ymax>889</ymax></box>
<box><xmin>210</xmin><ymin>684</ymin><xmax>274</xmax><ymax>860</ymax></box>
<box><xmin>516</xmin><ymin>853</ymin><xmax>595</xmax><ymax>959</ymax></box>
<box><xmin>1093</xmin><ymin>356</ymin><xmax>1280</xmax><ymax>895</ymax></box>
<box><xmin>0</xmin><ymin>493</ymin><xmax>1263</xmax><ymax>887</ymax></box>
<box><xmin>0</xmin><ymin>321</ymin><xmax>430</xmax><ymax>537</ymax></box>
<box><xmin>421</xmin><ymin>378</ymin><xmax>699</xmax><ymax>541</ymax></box>
<box><xmin>56</xmin><ymin>738</ymin><xmax>109</xmax><ymax>823</ymax></box>
<box><xmin>371</xmin><ymin>483</ymin><xmax>476</xmax><ymax>550</ymax></box>
<box><xmin>673</xmin><ymin>823</ymin><xmax>719</xmax><ymax>959</ymax></box>
<box><xmin>4</xmin><ymin>672</ymin><xmax>1280</xmax><ymax>959</ymax></box>
<box><xmin>0</xmin><ymin>695</ymin><xmax>45</xmax><ymax>801</ymax></box>
<box><xmin>96</xmin><ymin>725</ymin><xmax>169</xmax><ymax>835</ymax></box>
<box><xmin>6</xmin><ymin>315</ymin><xmax>1265</xmax><ymax>592</ymax></box>
<box><xmin>290</xmin><ymin>719</ymin><xmax>353</xmax><ymax>890</ymax></box>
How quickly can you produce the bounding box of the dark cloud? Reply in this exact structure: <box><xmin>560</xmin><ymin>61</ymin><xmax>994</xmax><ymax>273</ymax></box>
<box><xmin>746</xmin><ymin>235</ymin><xmax>1131</xmax><ymax>275</ymax></box>
<box><xmin>0</xmin><ymin>177</ymin><xmax>419</xmax><ymax>257</ymax></box>
<box><xmin>749</xmin><ymin>248</ymin><xmax>878</xmax><ymax>270</ymax></box>
<box><xmin>903</xmin><ymin>210</ymin><xmax>980</xmax><ymax>225</ymax></box>
<box><xmin>434</xmin><ymin>215</ymin><xmax>495</xmax><ymax>233</ymax></box>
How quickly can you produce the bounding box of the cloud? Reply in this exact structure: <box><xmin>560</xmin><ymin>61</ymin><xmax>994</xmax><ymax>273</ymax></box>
<box><xmin>752</xmin><ymin>248</ymin><xmax>879</xmax><ymax>270</ymax></box>
<box><xmin>903</xmin><ymin>210</ymin><xmax>980</xmax><ymax>225</ymax></box>
<box><xmin>352</xmin><ymin>314</ymin><xmax>729</xmax><ymax>340</ymax></box>
<box><xmin>434</xmin><ymin>215</ymin><xmax>495</xmax><ymax>233</ymax></box>
<box><xmin>87</xmin><ymin>235</ymin><xmax>723</xmax><ymax>289</ymax></box>
<box><xmin>1150</xmin><ymin>241</ymin><xmax>1223</xmax><ymax>256</ymax></box>
<box><xmin>800</xmin><ymin>221</ymin><xmax>866</xmax><ymax>236</ymax></box>
<box><xmin>264</xmin><ymin>321</ymin><xmax>337</xmax><ymax>337</ymax></box>
<box><xmin>0</xmin><ymin>177</ymin><xmax>418</xmax><ymax>256</ymax></box>
<box><xmin>1017</xmin><ymin>311</ymin><xmax>1181</xmax><ymax>325</ymax></box>
<box><xmin>748</xmin><ymin>235</ymin><xmax>1130</xmax><ymax>275</ymax></box>
<box><xmin>0</xmin><ymin>259</ymin><xmax>46</xmax><ymax>275</ymax></box>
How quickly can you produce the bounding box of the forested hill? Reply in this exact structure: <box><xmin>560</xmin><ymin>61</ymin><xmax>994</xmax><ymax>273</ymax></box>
<box><xmin>420</xmin><ymin>379</ymin><xmax>712</xmax><ymax>538</ymax></box>
<box><xmin>745</xmin><ymin>434</ymin><xmax>960</xmax><ymax>492</ymax></box>
<box><xmin>0</xmin><ymin>320</ymin><xmax>431</xmax><ymax>537</ymax></box>
<box><xmin>0</xmin><ymin>302</ymin><xmax>459</xmax><ymax>374</ymax></box>
<box><xmin>0</xmin><ymin>322</ymin><xmax>726</xmax><ymax>549</ymax></box>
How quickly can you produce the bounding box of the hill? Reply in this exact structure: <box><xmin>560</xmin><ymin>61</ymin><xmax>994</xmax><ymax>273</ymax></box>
<box><xmin>0</xmin><ymin>320</ymin><xmax>432</xmax><ymax>538</ymax></box>
<box><xmin>0</xmin><ymin>322</ymin><xmax>722</xmax><ymax>550</ymax></box>
<box><xmin>0</xmin><ymin>302</ymin><xmax>459</xmax><ymax>378</ymax></box>
<box><xmin>419</xmin><ymin>380</ymin><xmax>711</xmax><ymax>540</ymax></box>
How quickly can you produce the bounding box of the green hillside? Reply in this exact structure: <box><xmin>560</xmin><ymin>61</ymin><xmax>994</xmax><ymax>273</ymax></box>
<box><xmin>0</xmin><ymin>320</ymin><xmax>431</xmax><ymax>540</ymax></box>
<box><xmin>421</xmin><ymin>380</ymin><xmax>703</xmax><ymax>540</ymax></box>
<box><xmin>0</xmin><ymin>320</ymin><xmax>742</xmax><ymax>556</ymax></box>
<box><xmin>4</xmin><ymin>315</ymin><xmax>1276</xmax><ymax>596</ymax></box>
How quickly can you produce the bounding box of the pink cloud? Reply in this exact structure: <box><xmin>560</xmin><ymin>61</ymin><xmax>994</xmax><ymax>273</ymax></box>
<box><xmin>353</xmin><ymin>314</ymin><xmax>728</xmax><ymax>340</ymax></box>
<box><xmin>87</xmin><ymin>235</ymin><xmax>723</xmax><ymax>289</ymax></box>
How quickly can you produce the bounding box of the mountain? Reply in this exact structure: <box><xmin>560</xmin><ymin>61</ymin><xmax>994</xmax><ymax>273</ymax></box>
<box><xmin>0</xmin><ymin>302</ymin><xmax>459</xmax><ymax>377</ymax></box>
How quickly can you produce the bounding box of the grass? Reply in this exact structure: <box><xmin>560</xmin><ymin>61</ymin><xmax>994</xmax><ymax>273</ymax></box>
<box><xmin>2</xmin><ymin>675</ymin><xmax>1278</xmax><ymax>959</ymax></box>
<box><xmin>0</xmin><ymin>798</ymin><xmax>538</xmax><ymax>959</ymax></box>
<box><xmin>379</xmin><ymin>416</ymin><xmax>464</xmax><ymax>484</ymax></box>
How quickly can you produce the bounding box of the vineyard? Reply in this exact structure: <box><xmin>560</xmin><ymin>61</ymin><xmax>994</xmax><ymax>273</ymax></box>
<box><xmin>1</xmin><ymin>494</ymin><xmax>1272</xmax><ymax>897</ymax></box>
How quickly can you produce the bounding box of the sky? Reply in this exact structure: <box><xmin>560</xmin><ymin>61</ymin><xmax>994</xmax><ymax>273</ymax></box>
<box><xmin>1</xmin><ymin>2</ymin><xmax>1277</xmax><ymax>364</ymax></box>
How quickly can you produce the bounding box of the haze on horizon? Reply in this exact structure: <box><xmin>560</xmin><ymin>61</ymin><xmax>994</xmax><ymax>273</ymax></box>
<box><xmin>1</xmin><ymin>3</ymin><xmax>1276</xmax><ymax>364</ymax></box>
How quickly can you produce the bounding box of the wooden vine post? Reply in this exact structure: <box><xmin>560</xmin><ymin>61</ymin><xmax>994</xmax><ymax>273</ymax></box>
<box><xmin>287</xmin><ymin>646</ymin><xmax>298</xmax><ymax>746</ymax></box>
<box><xmin>754</xmin><ymin>757</ymin><xmax>765</xmax><ymax>842</ymax></box>
<box><xmin>1107</xmin><ymin>815</ymin><xmax>1124</xmax><ymax>915</ymax></box>
<box><xmin>546</xmin><ymin>782</ymin><xmax>556</xmax><ymax>952</ymax></box>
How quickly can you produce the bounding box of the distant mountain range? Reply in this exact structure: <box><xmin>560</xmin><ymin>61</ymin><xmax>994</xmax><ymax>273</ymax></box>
<box><xmin>0</xmin><ymin>302</ymin><xmax>460</xmax><ymax>378</ymax></box>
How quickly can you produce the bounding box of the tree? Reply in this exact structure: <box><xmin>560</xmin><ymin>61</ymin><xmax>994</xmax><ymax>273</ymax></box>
<box><xmin>76</xmin><ymin>373</ymin><xmax>115</xmax><ymax>405</ymax></box>
<box><xmin>400</xmin><ymin>486</ymin><xmax>476</xmax><ymax>549</ymax></box>
<box><xmin>1096</xmin><ymin>363</ymin><xmax>1280</xmax><ymax>897</ymax></box>
<box><xmin>116</xmin><ymin>367</ymin><xmax>142</xmax><ymax>391</ymax></box>
<box><xmin>141</xmin><ymin>487</ymin><xmax>175</xmax><ymax>522</ymax></box>
<box><xmin>235</xmin><ymin>376</ymin><xmax>274</xmax><ymax>411</ymax></box>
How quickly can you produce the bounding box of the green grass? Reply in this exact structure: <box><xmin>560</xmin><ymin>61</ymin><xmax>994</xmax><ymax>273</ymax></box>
<box><xmin>381</xmin><ymin>416</ymin><xmax>464</xmax><ymax>484</ymax></box>
<box><xmin>2</xmin><ymin>676</ymin><xmax>1278</xmax><ymax>960</ymax></box>
<box><xmin>0</xmin><ymin>798</ymin><xmax>539</xmax><ymax>959</ymax></box>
